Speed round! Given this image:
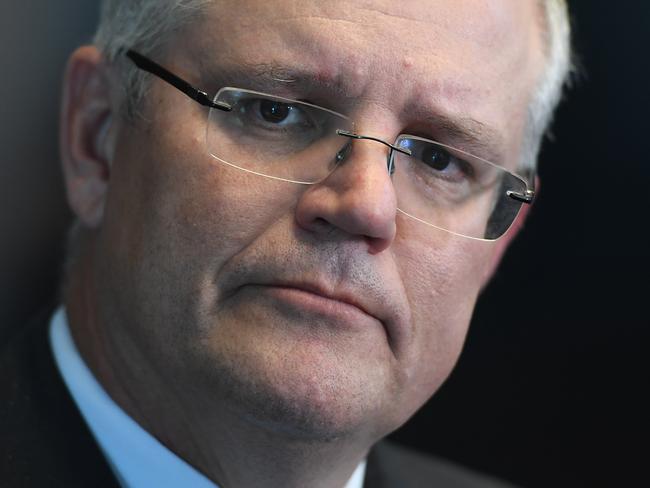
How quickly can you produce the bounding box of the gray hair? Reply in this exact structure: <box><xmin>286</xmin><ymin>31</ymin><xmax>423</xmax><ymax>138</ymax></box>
<box><xmin>523</xmin><ymin>0</ymin><xmax>573</xmax><ymax>175</ymax></box>
<box><xmin>94</xmin><ymin>0</ymin><xmax>572</xmax><ymax>174</ymax></box>
<box><xmin>94</xmin><ymin>0</ymin><xmax>211</xmax><ymax>117</ymax></box>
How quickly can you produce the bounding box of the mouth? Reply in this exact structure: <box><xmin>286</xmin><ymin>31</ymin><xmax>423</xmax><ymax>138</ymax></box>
<box><xmin>254</xmin><ymin>283</ymin><xmax>379</xmax><ymax>323</ymax></box>
<box><xmin>220</xmin><ymin>270</ymin><xmax>404</xmax><ymax>356</ymax></box>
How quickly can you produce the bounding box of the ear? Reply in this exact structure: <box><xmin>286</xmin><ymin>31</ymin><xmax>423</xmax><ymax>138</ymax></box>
<box><xmin>480</xmin><ymin>176</ymin><xmax>540</xmax><ymax>288</ymax></box>
<box><xmin>60</xmin><ymin>45</ymin><xmax>117</xmax><ymax>228</ymax></box>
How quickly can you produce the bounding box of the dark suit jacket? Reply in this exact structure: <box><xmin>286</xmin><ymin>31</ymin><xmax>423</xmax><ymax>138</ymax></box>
<box><xmin>1</xmin><ymin>308</ymin><xmax>515</xmax><ymax>487</ymax></box>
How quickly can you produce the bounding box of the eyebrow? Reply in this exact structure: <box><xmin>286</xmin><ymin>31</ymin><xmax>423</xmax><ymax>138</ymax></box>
<box><xmin>199</xmin><ymin>59</ymin><xmax>353</xmax><ymax>98</ymax></box>
<box><xmin>419</xmin><ymin>111</ymin><xmax>505</xmax><ymax>164</ymax></box>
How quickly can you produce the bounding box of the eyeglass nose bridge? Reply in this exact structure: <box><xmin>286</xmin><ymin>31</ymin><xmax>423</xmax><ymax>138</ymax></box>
<box><xmin>336</xmin><ymin>130</ymin><xmax>412</xmax><ymax>176</ymax></box>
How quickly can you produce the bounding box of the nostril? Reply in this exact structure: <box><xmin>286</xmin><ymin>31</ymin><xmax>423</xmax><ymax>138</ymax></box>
<box><xmin>308</xmin><ymin>217</ymin><xmax>332</xmax><ymax>233</ymax></box>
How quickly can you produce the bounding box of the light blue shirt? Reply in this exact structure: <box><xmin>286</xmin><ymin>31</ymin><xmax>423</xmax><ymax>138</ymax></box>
<box><xmin>49</xmin><ymin>307</ymin><xmax>367</xmax><ymax>488</ymax></box>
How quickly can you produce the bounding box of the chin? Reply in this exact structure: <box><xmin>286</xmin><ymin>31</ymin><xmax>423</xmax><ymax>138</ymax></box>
<box><xmin>192</xmin><ymin>334</ymin><xmax>392</xmax><ymax>443</ymax></box>
<box><xmin>234</xmin><ymin>390</ymin><xmax>363</xmax><ymax>443</ymax></box>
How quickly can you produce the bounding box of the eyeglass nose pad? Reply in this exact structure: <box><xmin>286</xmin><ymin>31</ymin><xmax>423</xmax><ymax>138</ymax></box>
<box><xmin>336</xmin><ymin>129</ymin><xmax>407</xmax><ymax>176</ymax></box>
<box><xmin>336</xmin><ymin>140</ymin><xmax>396</xmax><ymax>176</ymax></box>
<box><xmin>387</xmin><ymin>148</ymin><xmax>396</xmax><ymax>176</ymax></box>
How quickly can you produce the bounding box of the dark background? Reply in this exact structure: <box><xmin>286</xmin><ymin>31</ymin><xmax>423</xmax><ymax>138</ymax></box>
<box><xmin>1</xmin><ymin>2</ymin><xmax>648</xmax><ymax>487</ymax></box>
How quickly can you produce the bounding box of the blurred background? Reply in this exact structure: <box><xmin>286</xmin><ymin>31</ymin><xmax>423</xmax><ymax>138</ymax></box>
<box><xmin>1</xmin><ymin>1</ymin><xmax>647</xmax><ymax>487</ymax></box>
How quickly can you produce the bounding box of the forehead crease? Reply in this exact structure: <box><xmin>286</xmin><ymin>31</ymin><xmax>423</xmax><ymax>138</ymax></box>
<box><xmin>200</xmin><ymin>0</ymin><xmax>536</xmax><ymax>68</ymax></box>
<box><xmin>194</xmin><ymin>15</ymin><xmax>375</xmax><ymax>97</ymax></box>
<box><xmin>283</xmin><ymin>0</ymin><xmax>534</xmax><ymax>51</ymax></box>
<box><xmin>196</xmin><ymin>0</ymin><xmax>541</xmax><ymax>131</ymax></box>
<box><xmin>226</xmin><ymin>59</ymin><xmax>355</xmax><ymax>98</ymax></box>
<box><xmin>202</xmin><ymin>0</ymin><xmax>536</xmax><ymax>51</ymax></box>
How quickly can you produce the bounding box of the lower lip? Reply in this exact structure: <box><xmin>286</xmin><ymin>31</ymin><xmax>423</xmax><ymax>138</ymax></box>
<box><xmin>252</xmin><ymin>285</ymin><xmax>374</xmax><ymax>323</ymax></box>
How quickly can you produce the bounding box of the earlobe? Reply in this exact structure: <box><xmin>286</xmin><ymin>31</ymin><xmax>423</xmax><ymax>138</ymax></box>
<box><xmin>60</xmin><ymin>45</ymin><xmax>116</xmax><ymax>229</ymax></box>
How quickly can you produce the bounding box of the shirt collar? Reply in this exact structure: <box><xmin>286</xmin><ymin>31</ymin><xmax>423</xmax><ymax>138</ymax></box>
<box><xmin>49</xmin><ymin>307</ymin><xmax>366</xmax><ymax>488</ymax></box>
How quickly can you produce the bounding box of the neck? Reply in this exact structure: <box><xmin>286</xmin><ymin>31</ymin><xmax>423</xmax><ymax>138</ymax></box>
<box><xmin>64</xmin><ymin>237</ymin><xmax>370</xmax><ymax>488</ymax></box>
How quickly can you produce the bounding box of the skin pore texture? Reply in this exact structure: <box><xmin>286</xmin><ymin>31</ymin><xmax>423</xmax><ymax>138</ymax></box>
<box><xmin>61</xmin><ymin>1</ymin><xmax>545</xmax><ymax>487</ymax></box>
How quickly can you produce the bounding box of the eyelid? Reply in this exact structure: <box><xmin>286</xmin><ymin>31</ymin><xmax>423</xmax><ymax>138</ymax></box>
<box><xmin>398</xmin><ymin>133</ymin><xmax>491</xmax><ymax>165</ymax></box>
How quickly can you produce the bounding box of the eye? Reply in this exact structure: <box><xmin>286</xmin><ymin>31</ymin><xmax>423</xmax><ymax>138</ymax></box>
<box><xmin>418</xmin><ymin>145</ymin><xmax>470</xmax><ymax>180</ymax></box>
<box><xmin>421</xmin><ymin>145</ymin><xmax>452</xmax><ymax>171</ymax></box>
<box><xmin>397</xmin><ymin>137</ymin><xmax>475</xmax><ymax>184</ymax></box>
<box><xmin>259</xmin><ymin>99</ymin><xmax>293</xmax><ymax>124</ymax></box>
<box><xmin>242</xmin><ymin>98</ymin><xmax>312</xmax><ymax>130</ymax></box>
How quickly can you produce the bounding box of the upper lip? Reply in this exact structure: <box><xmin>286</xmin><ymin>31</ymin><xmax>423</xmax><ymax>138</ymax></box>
<box><xmin>219</xmin><ymin>258</ymin><xmax>406</xmax><ymax>356</ymax></box>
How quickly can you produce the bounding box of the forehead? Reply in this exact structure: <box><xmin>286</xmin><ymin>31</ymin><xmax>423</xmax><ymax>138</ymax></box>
<box><xmin>177</xmin><ymin>0</ymin><xmax>544</xmax><ymax>163</ymax></box>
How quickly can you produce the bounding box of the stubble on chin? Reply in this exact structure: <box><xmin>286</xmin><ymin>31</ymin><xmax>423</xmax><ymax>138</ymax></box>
<box><xmin>183</xmin><ymin>307</ymin><xmax>394</xmax><ymax>444</ymax></box>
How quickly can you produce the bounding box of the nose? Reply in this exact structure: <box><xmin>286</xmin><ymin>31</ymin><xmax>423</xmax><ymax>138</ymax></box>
<box><xmin>294</xmin><ymin>136</ymin><xmax>398</xmax><ymax>254</ymax></box>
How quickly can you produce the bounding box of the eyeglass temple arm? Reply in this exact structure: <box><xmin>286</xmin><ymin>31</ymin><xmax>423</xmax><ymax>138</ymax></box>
<box><xmin>125</xmin><ymin>50</ymin><xmax>231</xmax><ymax>112</ymax></box>
<box><xmin>507</xmin><ymin>189</ymin><xmax>534</xmax><ymax>204</ymax></box>
<box><xmin>508</xmin><ymin>164</ymin><xmax>537</xmax><ymax>204</ymax></box>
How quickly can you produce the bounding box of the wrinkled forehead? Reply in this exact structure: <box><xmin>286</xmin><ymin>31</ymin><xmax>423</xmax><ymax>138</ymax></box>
<box><xmin>185</xmin><ymin>1</ymin><xmax>543</xmax><ymax>85</ymax></box>
<box><xmin>175</xmin><ymin>0</ymin><xmax>545</xmax><ymax>165</ymax></box>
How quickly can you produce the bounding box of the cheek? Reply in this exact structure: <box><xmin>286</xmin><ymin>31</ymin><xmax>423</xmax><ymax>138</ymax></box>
<box><xmin>106</xmin><ymin>77</ymin><xmax>304</xmax><ymax>275</ymax></box>
<box><xmin>165</xmin><ymin>161</ymin><xmax>294</xmax><ymax>263</ymax></box>
<box><xmin>114</xmin><ymin>119</ymin><xmax>299</xmax><ymax>264</ymax></box>
<box><xmin>391</xmin><ymin>219</ymin><xmax>494</xmax><ymax>411</ymax></box>
<box><xmin>396</xmin><ymin>221</ymin><xmax>491</xmax><ymax>333</ymax></box>
<box><xmin>99</xmin><ymin>119</ymin><xmax>301</xmax><ymax>347</ymax></box>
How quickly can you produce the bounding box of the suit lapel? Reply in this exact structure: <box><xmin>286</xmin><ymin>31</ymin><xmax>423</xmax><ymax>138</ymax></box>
<box><xmin>0</xmin><ymin>306</ymin><xmax>119</xmax><ymax>487</ymax></box>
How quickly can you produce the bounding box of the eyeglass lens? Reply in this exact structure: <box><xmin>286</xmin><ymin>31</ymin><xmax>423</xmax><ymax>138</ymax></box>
<box><xmin>206</xmin><ymin>87</ymin><xmax>527</xmax><ymax>240</ymax></box>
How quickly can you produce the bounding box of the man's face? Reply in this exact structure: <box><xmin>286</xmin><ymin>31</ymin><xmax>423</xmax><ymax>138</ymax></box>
<box><xmin>94</xmin><ymin>0</ymin><xmax>543</xmax><ymax>442</ymax></box>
